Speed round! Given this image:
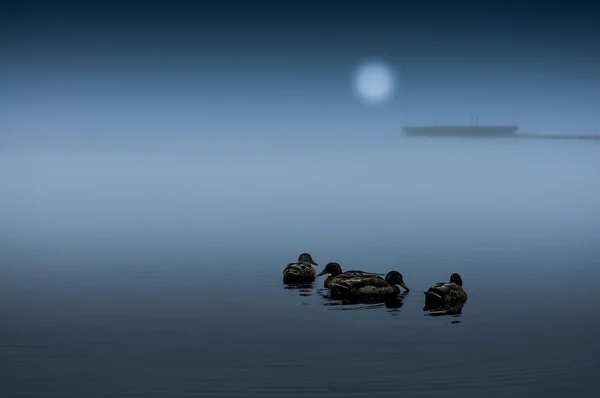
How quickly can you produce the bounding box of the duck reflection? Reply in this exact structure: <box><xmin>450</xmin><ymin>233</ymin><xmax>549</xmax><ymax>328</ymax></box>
<box><xmin>282</xmin><ymin>281</ymin><xmax>314</xmax><ymax>297</ymax></box>
<box><xmin>320</xmin><ymin>291</ymin><xmax>407</xmax><ymax>312</ymax></box>
<box><xmin>423</xmin><ymin>300</ymin><xmax>465</xmax><ymax>318</ymax></box>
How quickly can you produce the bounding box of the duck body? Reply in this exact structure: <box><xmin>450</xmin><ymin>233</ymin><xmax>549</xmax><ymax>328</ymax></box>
<box><xmin>317</xmin><ymin>262</ymin><xmax>383</xmax><ymax>288</ymax></box>
<box><xmin>424</xmin><ymin>273</ymin><xmax>467</xmax><ymax>309</ymax></box>
<box><xmin>329</xmin><ymin>270</ymin><xmax>409</xmax><ymax>299</ymax></box>
<box><xmin>283</xmin><ymin>253</ymin><xmax>318</xmax><ymax>283</ymax></box>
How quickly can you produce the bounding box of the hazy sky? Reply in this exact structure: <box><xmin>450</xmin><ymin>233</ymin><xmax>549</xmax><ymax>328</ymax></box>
<box><xmin>2</xmin><ymin>0</ymin><xmax>599</xmax><ymax>143</ymax></box>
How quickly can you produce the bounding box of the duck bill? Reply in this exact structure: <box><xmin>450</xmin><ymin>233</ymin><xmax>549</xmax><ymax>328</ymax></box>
<box><xmin>317</xmin><ymin>269</ymin><xmax>327</xmax><ymax>276</ymax></box>
<box><xmin>400</xmin><ymin>282</ymin><xmax>410</xmax><ymax>292</ymax></box>
<box><xmin>311</xmin><ymin>261</ymin><xmax>319</xmax><ymax>266</ymax></box>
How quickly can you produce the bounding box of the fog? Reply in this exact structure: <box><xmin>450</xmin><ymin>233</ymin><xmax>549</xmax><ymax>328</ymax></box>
<box><xmin>2</xmin><ymin>140</ymin><xmax>599</xmax><ymax>273</ymax></box>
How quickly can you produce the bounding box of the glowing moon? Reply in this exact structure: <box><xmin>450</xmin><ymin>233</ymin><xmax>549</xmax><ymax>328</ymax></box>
<box><xmin>353</xmin><ymin>61</ymin><xmax>396</xmax><ymax>104</ymax></box>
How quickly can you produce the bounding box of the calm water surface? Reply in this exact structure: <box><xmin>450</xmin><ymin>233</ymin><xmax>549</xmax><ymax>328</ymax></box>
<box><xmin>2</xmin><ymin>139</ymin><xmax>600</xmax><ymax>397</ymax></box>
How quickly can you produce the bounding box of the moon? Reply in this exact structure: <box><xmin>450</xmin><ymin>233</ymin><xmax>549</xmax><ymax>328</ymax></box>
<box><xmin>353</xmin><ymin>61</ymin><xmax>396</xmax><ymax>105</ymax></box>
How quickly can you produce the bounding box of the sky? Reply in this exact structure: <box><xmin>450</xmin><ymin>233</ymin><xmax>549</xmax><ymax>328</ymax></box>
<box><xmin>1</xmin><ymin>0</ymin><xmax>599</xmax><ymax>144</ymax></box>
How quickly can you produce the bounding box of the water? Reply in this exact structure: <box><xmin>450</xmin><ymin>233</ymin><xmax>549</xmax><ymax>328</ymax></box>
<box><xmin>2</xmin><ymin>138</ymin><xmax>600</xmax><ymax>397</ymax></box>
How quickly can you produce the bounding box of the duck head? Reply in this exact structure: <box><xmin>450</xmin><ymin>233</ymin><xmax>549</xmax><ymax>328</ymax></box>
<box><xmin>317</xmin><ymin>262</ymin><xmax>342</xmax><ymax>277</ymax></box>
<box><xmin>297</xmin><ymin>253</ymin><xmax>318</xmax><ymax>266</ymax></box>
<box><xmin>385</xmin><ymin>271</ymin><xmax>410</xmax><ymax>292</ymax></box>
<box><xmin>450</xmin><ymin>273</ymin><xmax>463</xmax><ymax>286</ymax></box>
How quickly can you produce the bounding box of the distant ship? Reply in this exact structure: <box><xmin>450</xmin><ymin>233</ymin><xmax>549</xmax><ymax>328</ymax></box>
<box><xmin>402</xmin><ymin>124</ymin><xmax>518</xmax><ymax>138</ymax></box>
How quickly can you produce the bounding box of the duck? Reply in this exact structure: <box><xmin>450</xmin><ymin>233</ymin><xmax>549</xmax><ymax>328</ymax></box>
<box><xmin>317</xmin><ymin>262</ymin><xmax>384</xmax><ymax>288</ymax></box>
<box><xmin>423</xmin><ymin>273</ymin><xmax>468</xmax><ymax>309</ymax></box>
<box><xmin>329</xmin><ymin>270</ymin><xmax>409</xmax><ymax>299</ymax></box>
<box><xmin>282</xmin><ymin>253</ymin><xmax>319</xmax><ymax>283</ymax></box>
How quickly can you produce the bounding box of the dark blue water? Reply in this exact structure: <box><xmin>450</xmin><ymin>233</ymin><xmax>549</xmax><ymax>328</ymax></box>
<box><xmin>2</xmin><ymin>139</ymin><xmax>600</xmax><ymax>397</ymax></box>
